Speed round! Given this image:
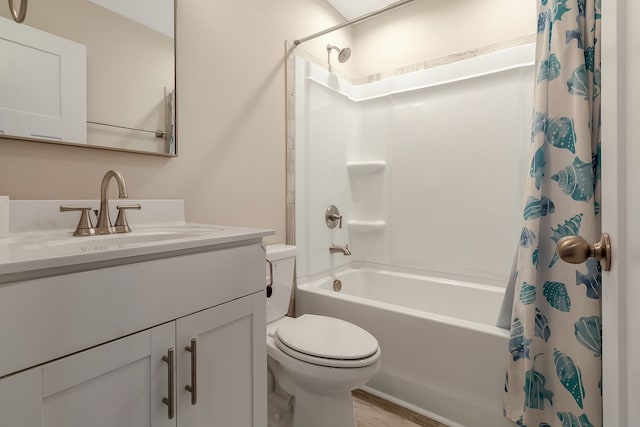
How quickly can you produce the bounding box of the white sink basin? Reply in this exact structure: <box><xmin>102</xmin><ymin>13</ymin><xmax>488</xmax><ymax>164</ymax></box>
<box><xmin>18</xmin><ymin>227</ymin><xmax>221</xmax><ymax>252</ymax></box>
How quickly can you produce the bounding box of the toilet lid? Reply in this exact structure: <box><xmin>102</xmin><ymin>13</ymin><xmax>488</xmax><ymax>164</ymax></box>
<box><xmin>274</xmin><ymin>314</ymin><xmax>379</xmax><ymax>360</ymax></box>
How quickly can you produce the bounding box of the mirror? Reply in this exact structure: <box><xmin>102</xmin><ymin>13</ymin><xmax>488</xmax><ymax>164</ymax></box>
<box><xmin>0</xmin><ymin>0</ymin><xmax>175</xmax><ymax>156</ymax></box>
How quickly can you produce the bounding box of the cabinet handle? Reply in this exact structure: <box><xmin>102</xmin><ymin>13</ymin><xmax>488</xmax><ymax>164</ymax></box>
<box><xmin>185</xmin><ymin>338</ymin><xmax>197</xmax><ymax>405</ymax></box>
<box><xmin>162</xmin><ymin>348</ymin><xmax>175</xmax><ymax>419</ymax></box>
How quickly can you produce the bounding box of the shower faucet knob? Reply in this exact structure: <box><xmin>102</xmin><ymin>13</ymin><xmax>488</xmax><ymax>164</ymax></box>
<box><xmin>325</xmin><ymin>205</ymin><xmax>343</xmax><ymax>229</ymax></box>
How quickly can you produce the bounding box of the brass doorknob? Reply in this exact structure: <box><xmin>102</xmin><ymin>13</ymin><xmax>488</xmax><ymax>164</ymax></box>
<box><xmin>556</xmin><ymin>233</ymin><xmax>611</xmax><ymax>271</ymax></box>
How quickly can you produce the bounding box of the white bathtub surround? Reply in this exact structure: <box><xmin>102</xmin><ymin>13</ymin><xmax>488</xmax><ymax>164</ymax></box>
<box><xmin>294</xmin><ymin>44</ymin><xmax>538</xmax><ymax>426</ymax></box>
<box><xmin>295</xmin><ymin>44</ymin><xmax>535</xmax><ymax>284</ymax></box>
<box><xmin>296</xmin><ymin>265</ymin><xmax>511</xmax><ymax>427</ymax></box>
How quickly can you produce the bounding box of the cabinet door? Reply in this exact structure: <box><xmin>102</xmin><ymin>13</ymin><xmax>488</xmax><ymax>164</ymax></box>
<box><xmin>177</xmin><ymin>292</ymin><xmax>267</xmax><ymax>427</ymax></box>
<box><xmin>0</xmin><ymin>323</ymin><xmax>177</xmax><ymax>427</ymax></box>
<box><xmin>0</xmin><ymin>366</ymin><xmax>43</xmax><ymax>426</ymax></box>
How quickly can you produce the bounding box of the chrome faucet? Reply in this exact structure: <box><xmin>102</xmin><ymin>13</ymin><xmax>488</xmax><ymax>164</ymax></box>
<box><xmin>95</xmin><ymin>170</ymin><xmax>128</xmax><ymax>234</ymax></box>
<box><xmin>329</xmin><ymin>244</ymin><xmax>351</xmax><ymax>256</ymax></box>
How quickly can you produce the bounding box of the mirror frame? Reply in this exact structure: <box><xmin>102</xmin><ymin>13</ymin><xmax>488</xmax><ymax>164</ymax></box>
<box><xmin>0</xmin><ymin>0</ymin><xmax>177</xmax><ymax>157</ymax></box>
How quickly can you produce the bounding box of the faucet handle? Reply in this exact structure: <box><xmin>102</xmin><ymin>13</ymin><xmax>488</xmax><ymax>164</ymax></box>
<box><xmin>60</xmin><ymin>206</ymin><xmax>96</xmax><ymax>237</ymax></box>
<box><xmin>114</xmin><ymin>204</ymin><xmax>141</xmax><ymax>233</ymax></box>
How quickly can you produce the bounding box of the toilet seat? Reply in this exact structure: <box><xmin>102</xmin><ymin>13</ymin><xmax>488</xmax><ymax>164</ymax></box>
<box><xmin>273</xmin><ymin>314</ymin><xmax>380</xmax><ymax>368</ymax></box>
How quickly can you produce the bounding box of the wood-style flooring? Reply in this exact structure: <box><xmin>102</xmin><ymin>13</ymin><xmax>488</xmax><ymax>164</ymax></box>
<box><xmin>353</xmin><ymin>389</ymin><xmax>449</xmax><ymax>427</ymax></box>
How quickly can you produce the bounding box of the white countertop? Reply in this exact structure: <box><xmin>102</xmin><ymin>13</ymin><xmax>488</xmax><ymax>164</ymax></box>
<box><xmin>0</xmin><ymin>199</ymin><xmax>275</xmax><ymax>281</ymax></box>
<box><xmin>0</xmin><ymin>223</ymin><xmax>273</xmax><ymax>279</ymax></box>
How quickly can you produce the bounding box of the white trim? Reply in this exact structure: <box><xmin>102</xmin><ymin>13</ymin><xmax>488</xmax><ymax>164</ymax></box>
<box><xmin>304</xmin><ymin>43</ymin><xmax>535</xmax><ymax>101</ymax></box>
<box><xmin>601</xmin><ymin>0</ymin><xmax>627</xmax><ymax>424</ymax></box>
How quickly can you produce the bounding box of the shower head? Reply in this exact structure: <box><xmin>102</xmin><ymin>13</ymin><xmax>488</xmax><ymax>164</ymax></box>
<box><xmin>338</xmin><ymin>47</ymin><xmax>351</xmax><ymax>63</ymax></box>
<box><xmin>327</xmin><ymin>44</ymin><xmax>351</xmax><ymax>63</ymax></box>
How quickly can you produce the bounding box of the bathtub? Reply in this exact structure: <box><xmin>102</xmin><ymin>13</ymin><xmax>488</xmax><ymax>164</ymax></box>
<box><xmin>295</xmin><ymin>265</ymin><xmax>512</xmax><ymax>427</ymax></box>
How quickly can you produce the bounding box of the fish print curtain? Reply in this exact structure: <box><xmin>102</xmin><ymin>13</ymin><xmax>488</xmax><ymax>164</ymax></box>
<box><xmin>504</xmin><ymin>0</ymin><xmax>601</xmax><ymax>426</ymax></box>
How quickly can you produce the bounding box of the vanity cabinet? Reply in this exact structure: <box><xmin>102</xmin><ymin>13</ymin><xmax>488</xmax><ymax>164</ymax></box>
<box><xmin>0</xmin><ymin>322</ymin><xmax>176</xmax><ymax>427</ymax></box>
<box><xmin>0</xmin><ymin>292</ymin><xmax>266</xmax><ymax>427</ymax></box>
<box><xmin>0</xmin><ymin>236</ymin><xmax>270</xmax><ymax>427</ymax></box>
<box><xmin>177</xmin><ymin>293</ymin><xmax>266</xmax><ymax>426</ymax></box>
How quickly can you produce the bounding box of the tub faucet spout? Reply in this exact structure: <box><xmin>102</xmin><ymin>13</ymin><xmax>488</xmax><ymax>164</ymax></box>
<box><xmin>329</xmin><ymin>244</ymin><xmax>351</xmax><ymax>256</ymax></box>
<box><xmin>95</xmin><ymin>170</ymin><xmax>128</xmax><ymax>234</ymax></box>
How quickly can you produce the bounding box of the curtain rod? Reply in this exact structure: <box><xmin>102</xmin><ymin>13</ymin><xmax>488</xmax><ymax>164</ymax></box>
<box><xmin>293</xmin><ymin>0</ymin><xmax>415</xmax><ymax>46</ymax></box>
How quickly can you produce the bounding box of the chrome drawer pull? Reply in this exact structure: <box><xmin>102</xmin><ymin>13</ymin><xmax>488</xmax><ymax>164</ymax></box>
<box><xmin>185</xmin><ymin>338</ymin><xmax>197</xmax><ymax>405</ymax></box>
<box><xmin>162</xmin><ymin>348</ymin><xmax>175</xmax><ymax>419</ymax></box>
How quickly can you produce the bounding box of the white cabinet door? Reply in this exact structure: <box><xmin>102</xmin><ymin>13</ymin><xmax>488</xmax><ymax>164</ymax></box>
<box><xmin>0</xmin><ymin>15</ymin><xmax>86</xmax><ymax>143</ymax></box>
<box><xmin>177</xmin><ymin>292</ymin><xmax>267</xmax><ymax>427</ymax></box>
<box><xmin>0</xmin><ymin>366</ymin><xmax>43</xmax><ymax>426</ymax></box>
<box><xmin>0</xmin><ymin>323</ymin><xmax>176</xmax><ymax>427</ymax></box>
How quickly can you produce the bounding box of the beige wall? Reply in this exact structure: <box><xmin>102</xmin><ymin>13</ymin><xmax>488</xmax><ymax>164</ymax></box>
<box><xmin>351</xmin><ymin>0</ymin><xmax>536</xmax><ymax>77</ymax></box>
<box><xmin>0</xmin><ymin>0</ymin><xmax>534</xmax><ymax>244</ymax></box>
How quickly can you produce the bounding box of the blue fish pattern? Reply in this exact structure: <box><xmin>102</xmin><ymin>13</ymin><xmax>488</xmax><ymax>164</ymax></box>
<box><xmin>538</xmin><ymin>54</ymin><xmax>561</xmax><ymax>82</ymax></box>
<box><xmin>521</xmin><ymin>227</ymin><xmax>537</xmax><ymax>248</ymax></box>
<box><xmin>524</xmin><ymin>354</ymin><xmax>554</xmax><ymax>410</ymax></box>
<box><xmin>552</xmin><ymin>0</ymin><xmax>571</xmax><ymax>21</ymax></box>
<box><xmin>574</xmin><ymin>316</ymin><xmax>601</xmax><ymax>357</ymax></box>
<box><xmin>567</xmin><ymin>65</ymin><xmax>589</xmax><ymax>100</ymax></box>
<box><xmin>565</xmin><ymin>28</ymin><xmax>583</xmax><ymax>49</ymax></box>
<box><xmin>520</xmin><ymin>282</ymin><xmax>537</xmax><ymax>305</ymax></box>
<box><xmin>556</xmin><ymin>412</ymin><xmax>594</xmax><ymax>427</ymax></box>
<box><xmin>576</xmin><ymin>258</ymin><xmax>601</xmax><ymax>299</ymax></box>
<box><xmin>546</xmin><ymin>117</ymin><xmax>576</xmax><ymax>153</ymax></box>
<box><xmin>576</xmin><ymin>0</ymin><xmax>585</xmax><ymax>17</ymax></box>
<box><xmin>554</xmin><ymin>349</ymin><xmax>586</xmax><ymax>409</ymax></box>
<box><xmin>543</xmin><ymin>281</ymin><xmax>571</xmax><ymax>312</ymax></box>
<box><xmin>535</xmin><ymin>308</ymin><xmax>551</xmax><ymax>342</ymax></box>
<box><xmin>530</xmin><ymin>146</ymin><xmax>546</xmax><ymax>190</ymax></box>
<box><xmin>524</xmin><ymin>196</ymin><xmax>556</xmax><ymax>220</ymax></box>
<box><xmin>551</xmin><ymin>156</ymin><xmax>594</xmax><ymax>201</ymax></box>
<box><xmin>510</xmin><ymin>317</ymin><xmax>532</xmax><ymax>361</ymax></box>
<box><xmin>538</xmin><ymin>11</ymin><xmax>550</xmax><ymax>33</ymax></box>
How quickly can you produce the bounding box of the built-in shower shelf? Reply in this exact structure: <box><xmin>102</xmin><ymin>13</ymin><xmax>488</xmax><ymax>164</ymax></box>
<box><xmin>347</xmin><ymin>220</ymin><xmax>386</xmax><ymax>232</ymax></box>
<box><xmin>347</xmin><ymin>161</ymin><xmax>386</xmax><ymax>176</ymax></box>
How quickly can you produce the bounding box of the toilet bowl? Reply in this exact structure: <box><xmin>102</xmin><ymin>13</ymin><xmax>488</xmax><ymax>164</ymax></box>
<box><xmin>265</xmin><ymin>245</ymin><xmax>381</xmax><ymax>427</ymax></box>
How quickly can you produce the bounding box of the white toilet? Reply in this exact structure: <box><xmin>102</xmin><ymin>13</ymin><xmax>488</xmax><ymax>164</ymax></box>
<box><xmin>265</xmin><ymin>244</ymin><xmax>381</xmax><ymax>427</ymax></box>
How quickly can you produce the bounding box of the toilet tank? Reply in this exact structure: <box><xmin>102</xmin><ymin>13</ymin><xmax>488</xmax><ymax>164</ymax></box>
<box><xmin>266</xmin><ymin>244</ymin><xmax>296</xmax><ymax>323</ymax></box>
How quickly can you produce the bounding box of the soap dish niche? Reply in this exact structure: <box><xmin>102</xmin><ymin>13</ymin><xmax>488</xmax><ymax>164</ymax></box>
<box><xmin>347</xmin><ymin>161</ymin><xmax>386</xmax><ymax>176</ymax></box>
<box><xmin>347</xmin><ymin>220</ymin><xmax>386</xmax><ymax>232</ymax></box>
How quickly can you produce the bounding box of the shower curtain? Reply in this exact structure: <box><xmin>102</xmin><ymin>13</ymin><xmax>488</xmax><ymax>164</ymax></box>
<box><xmin>503</xmin><ymin>0</ymin><xmax>601</xmax><ymax>426</ymax></box>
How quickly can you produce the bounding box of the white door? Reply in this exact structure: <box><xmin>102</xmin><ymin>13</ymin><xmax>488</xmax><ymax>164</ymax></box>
<box><xmin>176</xmin><ymin>292</ymin><xmax>267</xmax><ymax>427</ymax></box>
<box><xmin>601</xmin><ymin>0</ymin><xmax>639</xmax><ymax>425</ymax></box>
<box><xmin>0</xmin><ymin>323</ymin><xmax>176</xmax><ymax>427</ymax></box>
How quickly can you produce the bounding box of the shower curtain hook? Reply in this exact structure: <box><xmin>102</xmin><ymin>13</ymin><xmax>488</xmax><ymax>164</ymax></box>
<box><xmin>8</xmin><ymin>0</ymin><xmax>28</xmax><ymax>23</ymax></box>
